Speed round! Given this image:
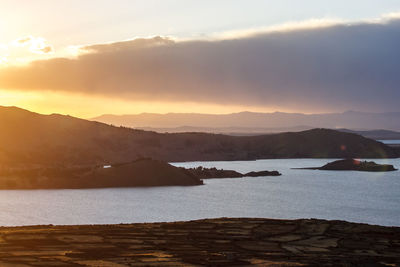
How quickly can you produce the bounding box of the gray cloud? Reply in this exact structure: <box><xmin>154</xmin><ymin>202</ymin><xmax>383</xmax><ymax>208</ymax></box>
<box><xmin>2</xmin><ymin>19</ymin><xmax>400</xmax><ymax>112</ymax></box>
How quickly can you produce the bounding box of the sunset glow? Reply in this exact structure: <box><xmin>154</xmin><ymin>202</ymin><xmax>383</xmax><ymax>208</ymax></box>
<box><xmin>0</xmin><ymin>90</ymin><xmax>290</xmax><ymax>118</ymax></box>
<box><xmin>1</xmin><ymin>3</ymin><xmax>400</xmax><ymax>263</ymax></box>
<box><xmin>1</xmin><ymin>0</ymin><xmax>400</xmax><ymax>117</ymax></box>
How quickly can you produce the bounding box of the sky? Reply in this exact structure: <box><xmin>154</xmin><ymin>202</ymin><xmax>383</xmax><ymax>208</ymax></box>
<box><xmin>1</xmin><ymin>0</ymin><xmax>400</xmax><ymax>117</ymax></box>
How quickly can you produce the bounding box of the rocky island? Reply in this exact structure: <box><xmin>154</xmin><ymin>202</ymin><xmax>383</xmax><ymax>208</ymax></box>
<box><xmin>296</xmin><ymin>158</ymin><xmax>398</xmax><ymax>172</ymax></box>
<box><xmin>182</xmin><ymin>166</ymin><xmax>281</xmax><ymax>179</ymax></box>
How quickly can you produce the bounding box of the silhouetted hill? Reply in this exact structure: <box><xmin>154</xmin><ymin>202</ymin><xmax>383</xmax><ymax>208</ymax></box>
<box><xmin>0</xmin><ymin>106</ymin><xmax>397</xmax><ymax>168</ymax></box>
<box><xmin>0</xmin><ymin>158</ymin><xmax>203</xmax><ymax>189</ymax></box>
<box><xmin>92</xmin><ymin>110</ymin><xmax>400</xmax><ymax>131</ymax></box>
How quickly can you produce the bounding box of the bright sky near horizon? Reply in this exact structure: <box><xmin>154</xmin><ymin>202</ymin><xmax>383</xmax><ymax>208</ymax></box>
<box><xmin>1</xmin><ymin>0</ymin><xmax>400</xmax><ymax>117</ymax></box>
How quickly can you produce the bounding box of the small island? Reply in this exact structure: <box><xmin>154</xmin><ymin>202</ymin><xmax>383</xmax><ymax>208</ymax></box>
<box><xmin>182</xmin><ymin>166</ymin><xmax>281</xmax><ymax>179</ymax></box>
<box><xmin>296</xmin><ymin>158</ymin><xmax>398</xmax><ymax>172</ymax></box>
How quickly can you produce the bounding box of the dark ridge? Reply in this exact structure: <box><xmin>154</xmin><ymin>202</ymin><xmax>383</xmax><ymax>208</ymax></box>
<box><xmin>0</xmin><ymin>158</ymin><xmax>203</xmax><ymax>189</ymax></box>
<box><xmin>0</xmin><ymin>106</ymin><xmax>397</xmax><ymax>169</ymax></box>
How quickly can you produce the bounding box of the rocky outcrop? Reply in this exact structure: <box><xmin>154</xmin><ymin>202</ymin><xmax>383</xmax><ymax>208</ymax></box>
<box><xmin>0</xmin><ymin>218</ymin><xmax>399</xmax><ymax>266</ymax></box>
<box><xmin>244</xmin><ymin>170</ymin><xmax>281</xmax><ymax>177</ymax></box>
<box><xmin>183</xmin><ymin>166</ymin><xmax>281</xmax><ymax>179</ymax></box>
<box><xmin>297</xmin><ymin>158</ymin><xmax>397</xmax><ymax>172</ymax></box>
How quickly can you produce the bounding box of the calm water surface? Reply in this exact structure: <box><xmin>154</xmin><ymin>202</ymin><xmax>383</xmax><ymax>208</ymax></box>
<box><xmin>0</xmin><ymin>158</ymin><xmax>399</xmax><ymax>226</ymax></box>
<box><xmin>379</xmin><ymin>139</ymin><xmax>400</xmax><ymax>145</ymax></box>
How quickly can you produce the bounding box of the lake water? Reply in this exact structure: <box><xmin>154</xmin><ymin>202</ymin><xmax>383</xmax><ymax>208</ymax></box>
<box><xmin>0</xmin><ymin>158</ymin><xmax>399</xmax><ymax>227</ymax></box>
<box><xmin>379</xmin><ymin>140</ymin><xmax>400</xmax><ymax>145</ymax></box>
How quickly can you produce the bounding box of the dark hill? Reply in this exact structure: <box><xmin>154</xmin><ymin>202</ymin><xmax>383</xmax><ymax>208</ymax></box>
<box><xmin>0</xmin><ymin>158</ymin><xmax>203</xmax><ymax>189</ymax></box>
<box><xmin>0</xmin><ymin>106</ymin><xmax>397</xmax><ymax>168</ymax></box>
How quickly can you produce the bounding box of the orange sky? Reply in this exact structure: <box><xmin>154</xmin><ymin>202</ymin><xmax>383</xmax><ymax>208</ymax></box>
<box><xmin>0</xmin><ymin>89</ymin><xmax>289</xmax><ymax>118</ymax></box>
<box><xmin>1</xmin><ymin>2</ymin><xmax>400</xmax><ymax>117</ymax></box>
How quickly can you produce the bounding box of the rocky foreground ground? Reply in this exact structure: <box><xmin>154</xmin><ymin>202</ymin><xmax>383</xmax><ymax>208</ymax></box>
<box><xmin>0</xmin><ymin>218</ymin><xmax>399</xmax><ymax>266</ymax></box>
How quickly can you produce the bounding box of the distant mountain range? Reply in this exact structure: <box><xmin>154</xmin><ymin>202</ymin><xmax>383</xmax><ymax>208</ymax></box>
<box><xmin>0</xmin><ymin>106</ymin><xmax>397</xmax><ymax>169</ymax></box>
<box><xmin>92</xmin><ymin>111</ymin><xmax>400</xmax><ymax>133</ymax></box>
<box><xmin>98</xmin><ymin>126</ymin><xmax>400</xmax><ymax>140</ymax></box>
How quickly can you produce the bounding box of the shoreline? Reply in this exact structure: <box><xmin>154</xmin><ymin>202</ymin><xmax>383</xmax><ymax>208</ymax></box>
<box><xmin>1</xmin><ymin>217</ymin><xmax>399</xmax><ymax>266</ymax></box>
<box><xmin>1</xmin><ymin>217</ymin><xmax>400</xmax><ymax>228</ymax></box>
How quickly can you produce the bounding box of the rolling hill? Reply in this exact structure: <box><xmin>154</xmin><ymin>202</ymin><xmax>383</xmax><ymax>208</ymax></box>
<box><xmin>0</xmin><ymin>106</ymin><xmax>397</xmax><ymax>168</ymax></box>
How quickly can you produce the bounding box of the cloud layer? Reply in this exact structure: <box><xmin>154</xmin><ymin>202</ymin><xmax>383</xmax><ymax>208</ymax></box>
<box><xmin>1</xmin><ymin>18</ymin><xmax>400</xmax><ymax>112</ymax></box>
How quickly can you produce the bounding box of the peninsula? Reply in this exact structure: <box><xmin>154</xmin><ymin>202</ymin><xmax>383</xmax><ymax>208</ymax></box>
<box><xmin>0</xmin><ymin>158</ymin><xmax>282</xmax><ymax>189</ymax></box>
<box><xmin>0</xmin><ymin>158</ymin><xmax>203</xmax><ymax>189</ymax></box>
